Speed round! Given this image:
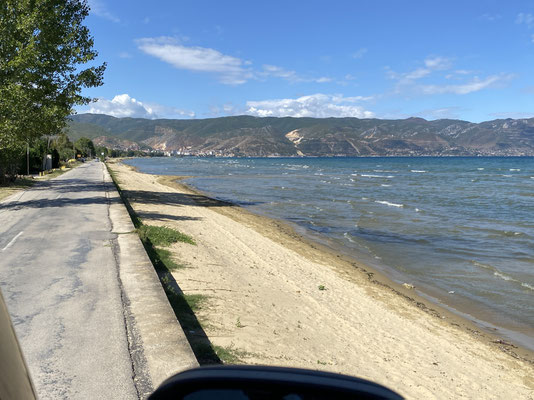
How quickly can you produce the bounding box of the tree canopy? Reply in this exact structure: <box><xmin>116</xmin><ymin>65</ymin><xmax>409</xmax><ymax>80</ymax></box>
<box><xmin>0</xmin><ymin>0</ymin><xmax>105</xmax><ymax>181</ymax></box>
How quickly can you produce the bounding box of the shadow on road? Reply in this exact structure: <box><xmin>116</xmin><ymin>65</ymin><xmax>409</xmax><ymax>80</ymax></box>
<box><xmin>0</xmin><ymin>195</ymin><xmax>117</xmax><ymax>210</ymax></box>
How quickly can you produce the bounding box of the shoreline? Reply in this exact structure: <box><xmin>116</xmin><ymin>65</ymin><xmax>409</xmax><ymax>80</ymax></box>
<box><xmin>110</xmin><ymin>159</ymin><xmax>534</xmax><ymax>398</ymax></box>
<box><xmin>158</xmin><ymin>173</ymin><xmax>534</xmax><ymax>363</ymax></box>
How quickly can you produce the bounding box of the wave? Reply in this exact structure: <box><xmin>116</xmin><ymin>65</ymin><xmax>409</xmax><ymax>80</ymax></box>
<box><xmin>509</xmin><ymin>168</ymin><xmax>521</xmax><ymax>171</ymax></box>
<box><xmin>360</xmin><ymin>174</ymin><xmax>395</xmax><ymax>178</ymax></box>
<box><xmin>477</xmin><ymin>168</ymin><xmax>485</xmax><ymax>170</ymax></box>
<box><xmin>471</xmin><ymin>261</ymin><xmax>534</xmax><ymax>292</ymax></box>
<box><xmin>411</xmin><ymin>170</ymin><xmax>427</xmax><ymax>173</ymax></box>
<box><xmin>343</xmin><ymin>232</ymin><xmax>355</xmax><ymax>243</ymax></box>
<box><xmin>375</xmin><ymin>200</ymin><xmax>403</xmax><ymax>208</ymax></box>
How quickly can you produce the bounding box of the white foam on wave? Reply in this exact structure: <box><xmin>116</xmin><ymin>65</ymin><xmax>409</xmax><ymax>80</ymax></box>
<box><xmin>509</xmin><ymin>168</ymin><xmax>521</xmax><ymax>171</ymax></box>
<box><xmin>415</xmin><ymin>208</ymin><xmax>421</xmax><ymax>212</ymax></box>
<box><xmin>494</xmin><ymin>271</ymin><xmax>513</xmax><ymax>281</ymax></box>
<box><xmin>360</xmin><ymin>174</ymin><xmax>395</xmax><ymax>178</ymax></box>
<box><xmin>343</xmin><ymin>232</ymin><xmax>355</xmax><ymax>243</ymax></box>
<box><xmin>381</xmin><ymin>184</ymin><xmax>391</xmax><ymax>187</ymax></box>
<box><xmin>477</xmin><ymin>168</ymin><xmax>485</xmax><ymax>171</ymax></box>
<box><xmin>411</xmin><ymin>170</ymin><xmax>427</xmax><ymax>173</ymax></box>
<box><xmin>472</xmin><ymin>261</ymin><xmax>534</xmax><ymax>292</ymax></box>
<box><xmin>502</xmin><ymin>174</ymin><xmax>513</xmax><ymax>177</ymax></box>
<box><xmin>375</xmin><ymin>200</ymin><xmax>403</xmax><ymax>208</ymax></box>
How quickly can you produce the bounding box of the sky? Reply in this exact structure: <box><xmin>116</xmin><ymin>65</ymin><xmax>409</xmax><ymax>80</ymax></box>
<box><xmin>77</xmin><ymin>0</ymin><xmax>534</xmax><ymax>123</ymax></box>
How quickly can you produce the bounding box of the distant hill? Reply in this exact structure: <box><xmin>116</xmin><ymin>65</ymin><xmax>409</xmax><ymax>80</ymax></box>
<box><xmin>66</xmin><ymin>113</ymin><xmax>534</xmax><ymax>156</ymax></box>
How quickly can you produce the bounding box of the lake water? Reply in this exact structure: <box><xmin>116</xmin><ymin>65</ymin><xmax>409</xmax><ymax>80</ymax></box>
<box><xmin>125</xmin><ymin>156</ymin><xmax>534</xmax><ymax>349</ymax></box>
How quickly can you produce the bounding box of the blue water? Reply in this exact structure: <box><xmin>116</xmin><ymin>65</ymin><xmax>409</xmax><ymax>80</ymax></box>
<box><xmin>126</xmin><ymin>156</ymin><xmax>534</xmax><ymax>346</ymax></box>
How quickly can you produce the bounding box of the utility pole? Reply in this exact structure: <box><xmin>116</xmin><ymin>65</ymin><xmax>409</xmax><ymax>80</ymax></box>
<box><xmin>26</xmin><ymin>141</ymin><xmax>29</xmax><ymax>176</ymax></box>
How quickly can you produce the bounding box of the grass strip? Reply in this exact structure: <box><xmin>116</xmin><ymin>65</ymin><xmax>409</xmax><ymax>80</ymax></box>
<box><xmin>138</xmin><ymin>224</ymin><xmax>195</xmax><ymax>246</ymax></box>
<box><xmin>213</xmin><ymin>345</ymin><xmax>249</xmax><ymax>364</ymax></box>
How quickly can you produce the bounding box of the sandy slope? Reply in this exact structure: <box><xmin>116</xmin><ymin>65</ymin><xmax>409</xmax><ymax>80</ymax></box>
<box><xmin>108</xmin><ymin>160</ymin><xmax>534</xmax><ymax>400</ymax></box>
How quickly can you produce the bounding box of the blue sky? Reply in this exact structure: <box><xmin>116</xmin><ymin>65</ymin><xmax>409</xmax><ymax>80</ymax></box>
<box><xmin>78</xmin><ymin>0</ymin><xmax>534</xmax><ymax>122</ymax></box>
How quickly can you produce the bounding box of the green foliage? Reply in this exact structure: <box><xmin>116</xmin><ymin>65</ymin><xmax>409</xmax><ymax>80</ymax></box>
<box><xmin>183</xmin><ymin>294</ymin><xmax>207</xmax><ymax>312</ymax></box>
<box><xmin>75</xmin><ymin>137</ymin><xmax>95</xmax><ymax>157</ymax></box>
<box><xmin>0</xmin><ymin>0</ymin><xmax>105</xmax><ymax>181</ymax></box>
<box><xmin>52</xmin><ymin>132</ymin><xmax>75</xmax><ymax>162</ymax></box>
<box><xmin>212</xmin><ymin>345</ymin><xmax>249</xmax><ymax>364</ymax></box>
<box><xmin>137</xmin><ymin>224</ymin><xmax>196</xmax><ymax>246</ymax></box>
<box><xmin>152</xmin><ymin>248</ymin><xmax>183</xmax><ymax>271</ymax></box>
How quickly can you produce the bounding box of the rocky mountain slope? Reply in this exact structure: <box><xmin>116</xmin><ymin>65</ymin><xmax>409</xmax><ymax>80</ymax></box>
<box><xmin>67</xmin><ymin>114</ymin><xmax>534</xmax><ymax>156</ymax></box>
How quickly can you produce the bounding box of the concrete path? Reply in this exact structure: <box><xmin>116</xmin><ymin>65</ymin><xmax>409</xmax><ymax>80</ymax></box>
<box><xmin>0</xmin><ymin>161</ymin><xmax>197</xmax><ymax>399</ymax></box>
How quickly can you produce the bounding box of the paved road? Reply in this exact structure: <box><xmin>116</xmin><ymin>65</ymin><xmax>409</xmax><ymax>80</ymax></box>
<box><xmin>0</xmin><ymin>162</ymin><xmax>138</xmax><ymax>399</ymax></box>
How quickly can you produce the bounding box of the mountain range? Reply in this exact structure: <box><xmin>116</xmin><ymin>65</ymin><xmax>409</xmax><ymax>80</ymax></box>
<box><xmin>67</xmin><ymin>113</ymin><xmax>534</xmax><ymax>157</ymax></box>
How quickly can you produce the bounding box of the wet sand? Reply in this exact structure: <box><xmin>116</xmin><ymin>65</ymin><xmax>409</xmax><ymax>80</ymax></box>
<box><xmin>108</xmin><ymin>160</ymin><xmax>534</xmax><ymax>399</ymax></box>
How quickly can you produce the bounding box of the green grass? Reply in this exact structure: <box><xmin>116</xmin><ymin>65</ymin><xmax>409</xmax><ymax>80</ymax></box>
<box><xmin>138</xmin><ymin>224</ymin><xmax>195</xmax><ymax>246</ymax></box>
<box><xmin>154</xmin><ymin>248</ymin><xmax>183</xmax><ymax>271</ymax></box>
<box><xmin>183</xmin><ymin>294</ymin><xmax>207</xmax><ymax>312</ymax></box>
<box><xmin>213</xmin><ymin>345</ymin><xmax>249</xmax><ymax>364</ymax></box>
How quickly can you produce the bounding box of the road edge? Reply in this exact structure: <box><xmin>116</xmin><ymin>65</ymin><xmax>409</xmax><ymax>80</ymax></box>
<box><xmin>102</xmin><ymin>162</ymin><xmax>198</xmax><ymax>397</ymax></box>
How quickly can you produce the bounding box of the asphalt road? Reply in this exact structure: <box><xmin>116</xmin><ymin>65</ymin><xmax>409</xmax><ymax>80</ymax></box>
<box><xmin>0</xmin><ymin>162</ymin><xmax>138</xmax><ymax>399</ymax></box>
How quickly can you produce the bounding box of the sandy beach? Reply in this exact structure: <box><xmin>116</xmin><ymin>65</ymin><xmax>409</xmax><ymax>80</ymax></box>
<box><xmin>108</xmin><ymin>160</ymin><xmax>534</xmax><ymax>399</ymax></box>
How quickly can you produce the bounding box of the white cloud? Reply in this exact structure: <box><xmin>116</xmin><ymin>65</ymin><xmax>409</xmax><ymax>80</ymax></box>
<box><xmin>118</xmin><ymin>52</ymin><xmax>132</xmax><ymax>59</ymax></box>
<box><xmin>136</xmin><ymin>37</ymin><xmax>252</xmax><ymax>85</ymax></box>
<box><xmin>87</xmin><ymin>0</ymin><xmax>120</xmax><ymax>23</ymax></box>
<box><xmin>261</xmin><ymin>65</ymin><xmax>298</xmax><ymax>81</ymax></box>
<box><xmin>87</xmin><ymin>94</ymin><xmax>195</xmax><ymax>119</ymax></box>
<box><xmin>352</xmin><ymin>48</ymin><xmax>368</xmax><ymax>59</ymax></box>
<box><xmin>424</xmin><ymin>57</ymin><xmax>452</xmax><ymax>70</ymax></box>
<box><xmin>136</xmin><ymin>37</ymin><xmax>338</xmax><ymax>85</ymax></box>
<box><xmin>420</xmin><ymin>74</ymin><xmax>513</xmax><ymax>95</ymax></box>
<box><xmin>389</xmin><ymin>56</ymin><xmax>453</xmax><ymax>85</ymax></box>
<box><xmin>245</xmin><ymin>94</ymin><xmax>374</xmax><ymax>118</ymax></box>
<box><xmin>386</xmin><ymin>57</ymin><xmax>512</xmax><ymax>96</ymax></box>
<box><xmin>516</xmin><ymin>13</ymin><xmax>534</xmax><ymax>28</ymax></box>
<box><xmin>260</xmin><ymin>65</ymin><xmax>331</xmax><ymax>83</ymax></box>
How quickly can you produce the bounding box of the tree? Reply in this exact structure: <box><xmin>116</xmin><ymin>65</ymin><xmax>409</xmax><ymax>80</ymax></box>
<box><xmin>0</xmin><ymin>0</ymin><xmax>105</xmax><ymax>182</ymax></box>
<box><xmin>51</xmin><ymin>132</ymin><xmax>75</xmax><ymax>162</ymax></box>
<box><xmin>75</xmin><ymin>137</ymin><xmax>95</xmax><ymax>158</ymax></box>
